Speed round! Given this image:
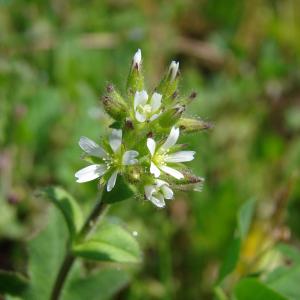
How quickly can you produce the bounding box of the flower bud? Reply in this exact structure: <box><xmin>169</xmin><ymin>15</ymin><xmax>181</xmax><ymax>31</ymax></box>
<box><xmin>169</xmin><ymin>61</ymin><xmax>179</xmax><ymax>82</ymax></box>
<box><xmin>126</xmin><ymin>49</ymin><xmax>144</xmax><ymax>95</ymax></box>
<box><xmin>157</xmin><ymin>105</ymin><xmax>185</xmax><ymax>128</ymax></box>
<box><xmin>101</xmin><ymin>84</ymin><xmax>128</xmax><ymax>120</ymax></box>
<box><xmin>173</xmin><ymin>174</ymin><xmax>205</xmax><ymax>191</ymax></box>
<box><xmin>178</xmin><ymin>118</ymin><xmax>213</xmax><ymax>133</ymax></box>
<box><xmin>156</xmin><ymin>61</ymin><xmax>180</xmax><ymax>102</ymax></box>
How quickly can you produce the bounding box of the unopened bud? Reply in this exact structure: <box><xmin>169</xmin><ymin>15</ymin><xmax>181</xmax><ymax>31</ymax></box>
<box><xmin>178</xmin><ymin>92</ymin><xmax>198</xmax><ymax>106</ymax></box>
<box><xmin>156</xmin><ymin>61</ymin><xmax>180</xmax><ymax>102</ymax></box>
<box><xmin>101</xmin><ymin>84</ymin><xmax>128</xmax><ymax>120</ymax></box>
<box><xmin>178</xmin><ymin>118</ymin><xmax>213</xmax><ymax>133</ymax></box>
<box><xmin>127</xmin><ymin>49</ymin><xmax>144</xmax><ymax>95</ymax></box>
<box><xmin>187</xmin><ymin>91</ymin><xmax>197</xmax><ymax>104</ymax></box>
<box><xmin>133</xmin><ymin>48</ymin><xmax>142</xmax><ymax>70</ymax></box>
<box><xmin>173</xmin><ymin>174</ymin><xmax>205</xmax><ymax>190</ymax></box>
<box><xmin>169</xmin><ymin>61</ymin><xmax>179</xmax><ymax>82</ymax></box>
<box><xmin>157</xmin><ymin>105</ymin><xmax>185</xmax><ymax>128</ymax></box>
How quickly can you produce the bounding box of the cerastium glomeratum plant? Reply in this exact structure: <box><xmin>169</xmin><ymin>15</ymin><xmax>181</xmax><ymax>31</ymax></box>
<box><xmin>75</xmin><ymin>49</ymin><xmax>209</xmax><ymax>207</ymax></box>
<box><xmin>47</xmin><ymin>49</ymin><xmax>210</xmax><ymax>300</ymax></box>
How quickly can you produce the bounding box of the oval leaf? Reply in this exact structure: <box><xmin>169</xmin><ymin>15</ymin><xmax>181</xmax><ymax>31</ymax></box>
<box><xmin>0</xmin><ymin>270</ymin><xmax>28</xmax><ymax>296</ymax></box>
<box><xmin>238</xmin><ymin>198</ymin><xmax>256</xmax><ymax>241</ymax></box>
<box><xmin>42</xmin><ymin>186</ymin><xmax>83</xmax><ymax>238</ymax></box>
<box><xmin>72</xmin><ymin>222</ymin><xmax>141</xmax><ymax>263</ymax></box>
<box><xmin>63</xmin><ymin>268</ymin><xmax>130</xmax><ymax>300</ymax></box>
<box><xmin>234</xmin><ymin>278</ymin><xmax>287</xmax><ymax>300</ymax></box>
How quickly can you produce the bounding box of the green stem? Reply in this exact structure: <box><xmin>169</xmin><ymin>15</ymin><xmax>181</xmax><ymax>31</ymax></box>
<box><xmin>50</xmin><ymin>189</ymin><xmax>107</xmax><ymax>300</ymax></box>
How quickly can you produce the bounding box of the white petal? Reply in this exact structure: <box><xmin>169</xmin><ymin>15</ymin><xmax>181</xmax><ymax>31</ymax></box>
<box><xmin>135</xmin><ymin>110</ymin><xmax>146</xmax><ymax>122</ymax></box>
<box><xmin>107</xmin><ymin>170</ymin><xmax>118</xmax><ymax>192</ymax></box>
<box><xmin>155</xmin><ymin>179</ymin><xmax>168</xmax><ymax>187</ymax></box>
<box><xmin>164</xmin><ymin>151</ymin><xmax>195</xmax><ymax>163</ymax></box>
<box><xmin>150</xmin><ymin>194</ymin><xmax>165</xmax><ymax>208</ymax></box>
<box><xmin>161</xmin><ymin>127</ymin><xmax>180</xmax><ymax>151</ymax></box>
<box><xmin>109</xmin><ymin>129</ymin><xmax>122</xmax><ymax>152</ymax></box>
<box><xmin>134</xmin><ymin>90</ymin><xmax>148</xmax><ymax>110</ymax></box>
<box><xmin>144</xmin><ymin>185</ymin><xmax>155</xmax><ymax>200</ymax></box>
<box><xmin>150</xmin><ymin>92</ymin><xmax>162</xmax><ymax>112</ymax></box>
<box><xmin>122</xmin><ymin>150</ymin><xmax>139</xmax><ymax>165</ymax></box>
<box><xmin>149</xmin><ymin>113</ymin><xmax>160</xmax><ymax>121</ymax></box>
<box><xmin>75</xmin><ymin>164</ymin><xmax>107</xmax><ymax>183</ymax></box>
<box><xmin>150</xmin><ymin>162</ymin><xmax>161</xmax><ymax>178</ymax></box>
<box><xmin>79</xmin><ymin>136</ymin><xmax>107</xmax><ymax>158</ymax></box>
<box><xmin>133</xmin><ymin>49</ymin><xmax>141</xmax><ymax>67</ymax></box>
<box><xmin>160</xmin><ymin>165</ymin><xmax>184</xmax><ymax>179</ymax></box>
<box><xmin>169</xmin><ymin>61</ymin><xmax>179</xmax><ymax>82</ymax></box>
<box><xmin>147</xmin><ymin>138</ymin><xmax>156</xmax><ymax>156</ymax></box>
<box><xmin>161</xmin><ymin>185</ymin><xmax>174</xmax><ymax>199</ymax></box>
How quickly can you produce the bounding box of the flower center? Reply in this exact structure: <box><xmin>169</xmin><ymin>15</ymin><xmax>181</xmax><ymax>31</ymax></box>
<box><xmin>137</xmin><ymin>104</ymin><xmax>152</xmax><ymax>117</ymax></box>
<box><xmin>153</xmin><ymin>152</ymin><xmax>166</xmax><ymax>166</ymax></box>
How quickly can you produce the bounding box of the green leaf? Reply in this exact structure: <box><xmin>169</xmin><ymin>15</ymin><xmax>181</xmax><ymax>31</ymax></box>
<box><xmin>0</xmin><ymin>270</ymin><xmax>28</xmax><ymax>296</ymax></box>
<box><xmin>217</xmin><ymin>199</ymin><xmax>256</xmax><ymax>283</ymax></box>
<box><xmin>217</xmin><ymin>237</ymin><xmax>241</xmax><ymax>283</ymax></box>
<box><xmin>63</xmin><ymin>268</ymin><xmax>130</xmax><ymax>300</ymax></box>
<box><xmin>276</xmin><ymin>244</ymin><xmax>300</xmax><ymax>264</ymax></box>
<box><xmin>23</xmin><ymin>207</ymin><xmax>69</xmax><ymax>300</ymax></box>
<box><xmin>42</xmin><ymin>186</ymin><xmax>83</xmax><ymax>238</ymax></box>
<box><xmin>265</xmin><ymin>264</ymin><xmax>300</xmax><ymax>300</ymax></box>
<box><xmin>234</xmin><ymin>278</ymin><xmax>287</xmax><ymax>300</ymax></box>
<box><xmin>237</xmin><ymin>198</ymin><xmax>256</xmax><ymax>241</ymax></box>
<box><xmin>73</xmin><ymin>222</ymin><xmax>141</xmax><ymax>263</ymax></box>
<box><xmin>102</xmin><ymin>177</ymin><xmax>134</xmax><ymax>204</ymax></box>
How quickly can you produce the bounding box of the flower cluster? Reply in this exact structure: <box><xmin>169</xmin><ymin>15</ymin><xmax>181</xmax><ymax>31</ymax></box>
<box><xmin>75</xmin><ymin>49</ymin><xmax>210</xmax><ymax>207</ymax></box>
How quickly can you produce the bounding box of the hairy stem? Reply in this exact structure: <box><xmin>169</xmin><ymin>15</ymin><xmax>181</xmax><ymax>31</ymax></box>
<box><xmin>50</xmin><ymin>189</ymin><xmax>107</xmax><ymax>300</ymax></box>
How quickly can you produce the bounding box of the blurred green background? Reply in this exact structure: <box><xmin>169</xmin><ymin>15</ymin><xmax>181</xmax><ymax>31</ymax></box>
<box><xmin>1</xmin><ymin>0</ymin><xmax>300</xmax><ymax>299</ymax></box>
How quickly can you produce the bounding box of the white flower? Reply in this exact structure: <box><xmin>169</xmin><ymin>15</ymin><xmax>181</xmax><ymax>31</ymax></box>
<box><xmin>169</xmin><ymin>61</ymin><xmax>179</xmax><ymax>82</ymax></box>
<box><xmin>75</xmin><ymin>129</ymin><xmax>139</xmax><ymax>192</ymax></box>
<box><xmin>147</xmin><ymin>127</ymin><xmax>195</xmax><ymax>180</ymax></box>
<box><xmin>134</xmin><ymin>90</ymin><xmax>162</xmax><ymax>122</ymax></box>
<box><xmin>133</xmin><ymin>49</ymin><xmax>142</xmax><ymax>69</ymax></box>
<box><xmin>144</xmin><ymin>179</ymin><xmax>174</xmax><ymax>208</ymax></box>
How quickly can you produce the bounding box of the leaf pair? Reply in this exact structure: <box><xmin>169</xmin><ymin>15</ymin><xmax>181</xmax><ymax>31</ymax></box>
<box><xmin>0</xmin><ymin>185</ymin><xmax>141</xmax><ymax>299</ymax></box>
<box><xmin>42</xmin><ymin>186</ymin><xmax>141</xmax><ymax>264</ymax></box>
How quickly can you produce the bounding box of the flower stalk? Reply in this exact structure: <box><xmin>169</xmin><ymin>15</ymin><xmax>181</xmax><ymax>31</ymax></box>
<box><xmin>50</xmin><ymin>189</ymin><xmax>107</xmax><ymax>300</ymax></box>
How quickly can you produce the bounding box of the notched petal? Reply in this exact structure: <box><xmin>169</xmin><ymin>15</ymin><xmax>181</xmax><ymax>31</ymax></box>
<box><xmin>122</xmin><ymin>150</ymin><xmax>139</xmax><ymax>165</ymax></box>
<box><xmin>161</xmin><ymin>127</ymin><xmax>180</xmax><ymax>150</ymax></box>
<box><xmin>75</xmin><ymin>164</ymin><xmax>107</xmax><ymax>183</ymax></box>
<box><xmin>109</xmin><ymin>129</ymin><xmax>122</xmax><ymax>152</ymax></box>
<box><xmin>147</xmin><ymin>138</ymin><xmax>156</xmax><ymax>156</ymax></box>
<box><xmin>79</xmin><ymin>136</ymin><xmax>108</xmax><ymax>158</ymax></box>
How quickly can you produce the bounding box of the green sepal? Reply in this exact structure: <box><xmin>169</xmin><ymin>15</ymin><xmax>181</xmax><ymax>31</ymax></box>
<box><xmin>126</xmin><ymin>62</ymin><xmax>144</xmax><ymax>96</ymax></box>
<box><xmin>156</xmin><ymin>62</ymin><xmax>180</xmax><ymax>102</ymax></box>
<box><xmin>102</xmin><ymin>84</ymin><xmax>128</xmax><ymax>120</ymax></box>
<box><xmin>102</xmin><ymin>176</ymin><xmax>135</xmax><ymax>204</ymax></box>
<box><xmin>109</xmin><ymin>121</ymin><xmax>123</xmax><ymax>129</ymax></box>
<box><xmin>156</xmin><ymin>105</ymin><xmax>185</xmax><ymax>128</ymax></box>
<box><xmin>177</xmin><ymin>117</ymin><xmax>213</xmax><ymax>134</ymax></box>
